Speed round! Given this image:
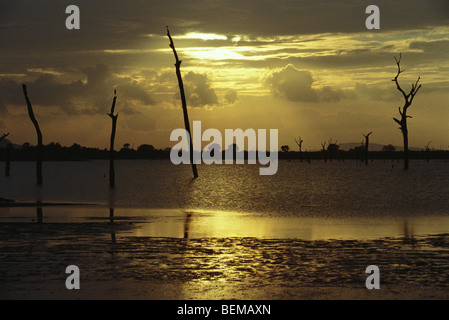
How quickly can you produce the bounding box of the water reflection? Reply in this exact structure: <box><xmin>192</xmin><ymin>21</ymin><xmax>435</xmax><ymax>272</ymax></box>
<box><xmin>184</xmin><ymin>212</ymin><xmax>193</xmax><ymax>239</ymax></box>
<box><xmin>108</xmin><ymin>187</ymin><xmax>117</xmax><ymax>244</ymax></box>
<box><xmin>402</xmin><ymin>219</ymin><xmax>417</xmax><ymax>249</ymax></box>
<box><xmin>36</xmin><ymin>206</ymin><xmax>43</xmax><ymax>223</ymax></box>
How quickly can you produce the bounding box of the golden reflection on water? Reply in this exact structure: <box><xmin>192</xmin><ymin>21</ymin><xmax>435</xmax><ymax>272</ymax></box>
<box><xmin>116</xmin><ymin>208</ymin><xmax>449</xmax><ymax>241</ymax></box>
<box><xmin>1</xmin><ymin>206</ymin><xmax>449</xmax><ymax>241</ymax></box>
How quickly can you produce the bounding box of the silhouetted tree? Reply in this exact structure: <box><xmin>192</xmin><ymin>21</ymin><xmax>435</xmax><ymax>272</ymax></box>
<box><xmin>281</xmin><ymin>145</ymin><xmax>290</xmax><ymax>152</ymax></box>
<box><xmin>5</xmin><ymin>143</ymin><xmax>12</xmax><ymax>176</ymax></box>
<box><xmin>321</xmin><ymin>141</ymin><xmax>326</xmax><ymax>152</ymax></box>
<box><xmin>382</xmin><ymin>144</ymin><xmax>396</xmax><ymax>152</ymax></box>
<box><xmin>425</xmin><ymin>141</ymin><xmax>431</xmax><ymax>162</ymax></box>
<box><xmin>0</xmin><ymin>133</ymin><xmax>9</xmax><ymax>143</ymax></box>
<box><xmin>22</xmin><ymin>84</ymin><xmax>43</xmax><ymax>185</ymax></box>
<box><xmin>137</xmin><ymin>144</ymin><xmax>155</xmax><ymax>153</ymax></box>
<box><xmin>392</xmin><ymin>53</ymin><xmax>422</xmax><ymax>170</ymax></box>
<box><xmin>321</xmin><ymin>141</ymin><xmax>327</xmax><ymax>162</ymax></box>
<box><xmin>167</xmin><ymin>26</ymin><xmax>198</xmax><ymax>178</ymax></box>
<box><xmin>294</xmin><ymin>136</ymin><xmax>303</xmax><ymax>152</ymax></box>
<box><xmin>363</xmin><ymin>132</ymin><xmax>372</xmax><ymax>165</ymax></box>
<box><xmin>294</xmin><ymin>136</ymin><xmax>303</xmax><ymax>162</ymax></box>
<box><xmin>107</xmin><ymin>89</ymin><xmax>118</xmax><ymax>187</ymax></box>
<box><xmin>327</xmin><ymin>138</ymin><xmax>339</xmax><ymax>152</ymax></box>
<box><xmin>1</xmin><ymin>133</ymin><xmax>11</xmax><ymax>177</ymax></box>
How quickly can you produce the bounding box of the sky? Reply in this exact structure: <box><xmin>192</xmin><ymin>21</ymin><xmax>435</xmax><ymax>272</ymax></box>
<box><xmin>1</xmin><ymin>0</ymin><xmax>448</xmax><ymax>151</ymax></box>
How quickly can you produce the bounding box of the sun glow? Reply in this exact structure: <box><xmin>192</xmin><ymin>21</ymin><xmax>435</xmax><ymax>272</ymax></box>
<box><xmin>179</xmin><ymin>32</ymin><xmax>228</xmax><ymax>41</ymax></box>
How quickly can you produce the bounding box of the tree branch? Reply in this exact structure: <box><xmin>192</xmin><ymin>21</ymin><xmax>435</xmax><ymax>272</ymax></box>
<box><xmin>0</xmin><ymin>132</ymin><xmax>9</xmax><ymax>143</ymax></box>
<box><xmin>393</xmin><ymin>117</ymin><xmax>402</xmax><ymax>127</ymax></box>
<box><xmin>392</xmin><ymin>53</ymin><xmax>408</xmax><ymax>100</ymax></box>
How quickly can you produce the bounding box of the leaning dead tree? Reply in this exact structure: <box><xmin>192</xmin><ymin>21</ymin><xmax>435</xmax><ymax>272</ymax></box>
<box><xmin>167</xmin><ymin>26</ymin><xmax>198</xmax><ymax>178</ymax></box>
<box><xmin>22</xmin><ymin>84</ymin><xmax>43</xmax><ymax>185</ymax></box>
<box><xmin>107</xmin><ymin>89</ymin><xmax>118</xmax><ymax>187</ymax></box>
<box><xmin>392</xmin><ymin>53</ymin><xmax>422</xmax><ymax>170</ymax></box>
<box><xmin>362</xmin><ymin>132</ymin><xmax>372</xmax><ymax>165</ymax></box>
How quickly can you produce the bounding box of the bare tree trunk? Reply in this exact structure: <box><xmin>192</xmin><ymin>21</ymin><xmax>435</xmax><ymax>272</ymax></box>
<box><xmin>167</xmin><ymin>27</ymin><xmax>198</xmax><ymax>178</ymax></box>
<box><xmin>107</xmin><ymin>90</ymin><xmax>118</xmax><ymax>188</ymax></box>
<box><xmin>22</xmin><ymin>84</ymin><xmax>43</xmax><ymax>185</ymax></box>
<box><xmin>0</xmin><ymin>133</ymin><xmax>10</xmax><ymax>177</ymax></box>
<box><xmin>402</xmin><ymin>125</ymin><xmax>409</xmax><ymax>170</ymax></box>
<box><xmin>5</xmin><ymin>143</ymin><xmax>11</xmax><ymax>177</ymax></box>
<box><xmin>294</xmin><ymin>136</ymin><xmax>303</xmax><ymax>162</ymax></box>
<box><xmin>363</xmin><ymin>132</ymin><xmax>372</xmax><ymax>166</ymax></box>
<box><xmin>392</xmin><ymin>53</ymin><xmax>421</xmax><ymax>170</ymax></box>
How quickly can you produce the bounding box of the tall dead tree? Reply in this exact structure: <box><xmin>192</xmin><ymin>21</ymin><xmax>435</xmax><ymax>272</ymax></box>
<box><xmin>167</xmin><ymin>26</ymin><xmax>198</xmax><ymax>178</ymax></box>
<box><xmin>22</xmin><ymin>84</ymin><xmax>43</xmax><ymax>185</ymax></box>
<box><xmin>363</xmin><ymin>132</ymin><xmax>372</xmax><ymax>165</ymax></box>
<box><xmin>392</xmin><ymin>53</ymin><xmax>422</xmax><ymax>170</ymax></box>
<box><xmin>107</xmin><ymin>89</ymin><xmax>118</xmax><ymax>187</ymax></box>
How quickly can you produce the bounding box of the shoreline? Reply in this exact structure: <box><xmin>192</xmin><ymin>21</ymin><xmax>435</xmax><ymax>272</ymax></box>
<box><xmin>1</xmin><ymin>219</ymin><xmax>449</xmax><ymax>300</ymax></box>
<box><xmin>0</xmin><ymin>198</ymin><xmax>98</xmax><ymax>207</ymax></box>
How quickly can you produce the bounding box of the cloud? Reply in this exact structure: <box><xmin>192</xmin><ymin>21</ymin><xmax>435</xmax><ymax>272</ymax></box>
<box><xmin>183</xmin><ymin>72</ymin><xmax>218</xmax><ymax>107</ymax></box>
<box><xmin>265</xmin><ymin>64</ymin><xmax>346</xmax><ymax>103</ymax></box>
<box><xmin>354</xmin><ymin>83</ymin><xmax>397</xmax><ymax>101</ymax></box>
<box><xmin>224</xmin><ymin>89</ymin><xmax>238</xmax><ymax>104</ymax></box>
<box><xmin>0</xmin><ymin>64</ymin><xmax>155</xmax><ymax>115</ymax></box>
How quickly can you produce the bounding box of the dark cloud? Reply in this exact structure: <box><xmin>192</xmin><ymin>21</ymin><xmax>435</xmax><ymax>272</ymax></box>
<box><xmin>409</xmin><ymin>39</ymin><xmax>449</xmax><ymax>55</ymax></box>
<box><xmin>0</xmin><ymin>64</ymin><xmax>155</xmax><ymax>115</ymax></box>
<box><xmin>2</xmin><ymin>0</ymin><xmax>447</xmax><ymax>59</ymax></box>
<box><xmin>265</xmin><ymin>64</ymin><xmax>346</xmax><ymax>103</ymax></box>
<box><xmin>0</xmin><ymin>78</ymin><xmax>26</xmax><ymax>114</ymax></box>
<box><xmin>183</xmin><ymin>72</ymin><xmax>218</xmax><ymax>107</ymax></box>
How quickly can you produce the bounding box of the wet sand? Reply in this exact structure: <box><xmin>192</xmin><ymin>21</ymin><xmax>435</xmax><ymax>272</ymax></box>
<box><xmin>1</xmin><ymin>213</ymin><xmax>449</xmax><ymax>300</ymax></box>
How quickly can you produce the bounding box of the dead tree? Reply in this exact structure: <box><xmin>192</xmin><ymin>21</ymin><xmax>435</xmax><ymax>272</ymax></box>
<box><xmin>321</xmin><ymin>141</ymin><xmax>326</xmax><ymax>152</ymax></box>
<box><xmin>363</xmin><ymin>132</ymin><xmax>372</xmax><ymax>165</ymax></box>
<box><xmin>425</xmin><ymin>141</ymin><xmax>431</xmax><ymax>162</ymax></box>
<box><xmin>321</xmin><ymin>141</ymin><xmax>327</xmax><ymax>162</ymax></box>
<box><xmin>294</xmin><ymin>136</ymin><xmax>303</xmax><ymax>152</ymax></box>
<box><xmin>5</xmin><ymin>143</ymin><xmax>11</xmax><ymax>177</ymax></box>
<box><xmin>392</xmin><ymin>53</ymin><xmax>422</xmax><ymax>170</ymax></box>
<box><xmin>0</xmin><ymin>133</ymin><xmax>10</xmax><ymax>176</ymax></box>
<box><xmin>107</xmin><ymin>89</ymin><xmax>118</xmax><ymax>188</ymax></box>
<box><xmin>294</xmin><ymin>136</ymin><xmax>304</xmax><ymax>161</ymax></box>
<box><xmin>167</xmin><ymin>26</ymin><xmax>198</xmax><ymax>178</ymax></box>
<box><xmin>22</xmin><ymin>84</ymin><xmax>43</xmax><ymax>185</ymax></box>
<box><xmin>0</xmin><ymin>133</ymin><xmax>9</xmax><ymax>143</ymax></box>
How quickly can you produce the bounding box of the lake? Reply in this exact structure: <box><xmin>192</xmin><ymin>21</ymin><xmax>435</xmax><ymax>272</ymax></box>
<box><xmin>1</xmin><ymin>159</ymin><xmax>449</xmax><ymax>240</ymax></box>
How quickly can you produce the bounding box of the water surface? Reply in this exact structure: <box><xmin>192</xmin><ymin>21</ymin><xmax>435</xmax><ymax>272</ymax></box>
<box><xmin>1</xmin><ymin>159</ymin><xmax>448</xmax><ymax>239</ymax></box>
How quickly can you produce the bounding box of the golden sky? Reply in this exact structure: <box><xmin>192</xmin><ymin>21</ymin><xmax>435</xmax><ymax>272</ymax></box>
<box><xmin>1</xmin><ymin>0</ymin><xmax>448</xmax><ymax>151</ymax></box>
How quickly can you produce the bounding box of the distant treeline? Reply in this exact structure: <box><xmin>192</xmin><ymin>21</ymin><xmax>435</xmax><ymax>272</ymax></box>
<box><xmin>278</xmin><ymin>150</ymin><xmax>449</xmax><ymax>162</ymax></box>
<box><xmin>0</xmin><ymin>142</ymin><xmax>170</xmax><ymax>161</ymax></box>
<box><xmin>0</xmin><ymin>142</ymin><xmax>448</xmax><ymax>162</ymax></box>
